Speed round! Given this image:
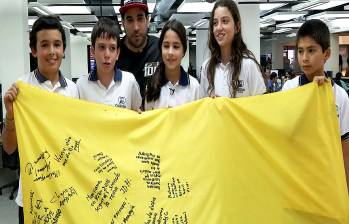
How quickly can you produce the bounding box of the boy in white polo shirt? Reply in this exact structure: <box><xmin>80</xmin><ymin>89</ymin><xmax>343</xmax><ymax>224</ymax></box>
<box><xmin>2</xmin><ymin>15</ymin><xmax>78</xmax><ymax>224</ymax></box>
<box><xmin>282</xmin><ymin>19</ymin><xmax>349</xmax><ymax>190</ymax></box>
<box><xmin>77</xmin><ymin>17</ymin><xmax>141</xmax><ymax>110</ymax></box>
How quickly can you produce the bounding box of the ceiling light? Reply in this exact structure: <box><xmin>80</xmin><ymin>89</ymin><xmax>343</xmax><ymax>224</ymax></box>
<box><xmin>76</xmin><ymin>27</ymin><xmax>94</xmax><ymax>32</ymax></box>
<box><xmin>273</xmin><ymin>28</ymin><xmax>292</xmax><ymax>33</ymax></box>
<box><xmin>46</xmin><ymin>6</ymin><xmax>91</xmax><ymax>14</ymax></box>
<box><xmin>28</xmin><ymin>18</ymin><xmax>38</xmax><ymax>26</ymax></box>
<box><xmin>28</xmin><ymin>2</ymin><xmax>53</xmax><ymax>15</ymax></box>
<box><xmin>193</xmin><ymin>19</ymin><xmax>208</xmax><ymax>28</ymax></box>
<box><xmin>177</xmin><ymin>1</ymin><xmax>214</xmax><ymax>13</ymax></box>
<box><xmin>291</xmin><ymin>0</ymin><xmax>328</xmax><ymax>11</ymax></box>
<box><xmin>262</xmin><ymin>12</ymin><xmax>307</xmax><ymax>21</ymax></box>
<box><xmin>307</xmin><ymin>11</ymin><xmax>349</xmax><ymax>20</ymax></box>
<box><xmin>260</xmin><ymin>3</ymin><xmax>286</xmax><ymax>11</ymax></box>
<box><xmin>260</xmin><ymin>21</ymin><xmax>275</xmax><ymax>28</ymax></box>
<box><xmin>277</xmin><ymin>21</ymin><xmax>303</xmax><ymax>28</ymax></box>
<box><xmin>326</xmin><ymin>18</ymin><xmax>349</xmax><ymax>33</ymax></box>
<box><xmin>312</xmin><ymin>0</ymin><xmax>349</xmax><ymax>10</ymax></box>
<box><xmin>286</xmin><ymin>33</ymin><xmax>297</xmax><ymax>37</ymax></box>
<box><xmin>61</xmin><ymin>21</ymin><xmax>74</xmax><ymax>30</ymax></box>
<box><xmin>148</xmin><ymin>3</ymin><xmax>156</xmax><ymax>13</ymax></box>
<box><xmin>265</xmin><ymin>38</ymin><xmax>278</xmax><ymax>42</ymax></box>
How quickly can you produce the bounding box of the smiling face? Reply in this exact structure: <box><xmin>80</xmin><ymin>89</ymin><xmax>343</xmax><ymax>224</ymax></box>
<box><xmin>161</xmin><ymin>29</ymin><xmax>184</xmax><ymax>72</ymax></box>
<box><xmin>297</xmin><ymin>36</ymin><xmax>330</xmax><ymax>81</ymax></box>
<box><xmin>31</xmin><ymin>29</ymin><xmax>64</xmax><ymax>77</ymax></box>
<box><xmin>92</xmin><ymin>35</ymin><xmax>120</xmax><ymax>77</ymax></box>
<box><xmin>212</xmin><ymin>6</ymin><xmax>238</xmax><ymax>50</ymax></box>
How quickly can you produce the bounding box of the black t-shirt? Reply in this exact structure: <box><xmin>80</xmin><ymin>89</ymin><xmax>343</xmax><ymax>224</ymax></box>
<box><xmin>117</xmin><ymin>35</ymin><xmax>161</xmax><ymax>99</ymax></box>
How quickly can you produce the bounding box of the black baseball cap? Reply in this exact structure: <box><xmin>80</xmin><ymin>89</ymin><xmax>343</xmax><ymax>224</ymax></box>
<box><xmin>119</xmin><ymin>0</ymin><xmax>148</xmax><ymax>14</ymax></box>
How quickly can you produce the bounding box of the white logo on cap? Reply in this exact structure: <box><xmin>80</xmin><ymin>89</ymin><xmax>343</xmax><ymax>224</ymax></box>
<box><xmin>124</xmin><ymin>0</ymin><xmax>144</xmax><ymax>4</ymax></box>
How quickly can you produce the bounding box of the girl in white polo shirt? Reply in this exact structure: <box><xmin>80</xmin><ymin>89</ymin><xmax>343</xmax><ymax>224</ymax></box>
<box><xmin>200</xmin><ymin>0</ymin><xmax>266</xmax><ymax>98</ymax></box>
<box><xmin>2</xmin><ymin>16</ymin><xmax>78</xmax><ymax>224</ymax></box>
<box><xmin>145</xmin><ymin>19</ymin><xmax>200</xmax><ymax>110</ymax></box>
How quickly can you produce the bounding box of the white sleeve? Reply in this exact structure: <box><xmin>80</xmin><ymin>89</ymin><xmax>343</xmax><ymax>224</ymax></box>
<box><xmin>76</xmin><ymin>77</ymin><xmax>85</xmax><ymax>100</ymax></box>
<box><xmin>65</xmin><ymin>78</ymin><xmax>80</xmax><ymax>99</ymax></box>
<box><xmin>339</xmin><ymin>90</ymin><xmax>349</xmax><ymax>139</ymax></box>
<box><xmin>282</xmin><ymin>80</ymin><xmax>292</xmax><ymax>91</ymax></box>
<box><xmin>199</xmin><ymin>61</ymin><xmax>209</xmax><ymax>98</ymax></box>
<box><xmin>73</xmin><ymin>85</ymin><xmax>79</xmax><ymax>99</ymax></box>
<box><xmin>131</xmin><ymin>79</ymin><xmax>142</xmax><ymax>110</ymax></box>
<box><xmin>192</xmin><ymin>78</ymin><xmax>202</xmax><ymax>101</ymax></box>
<box><xmin>246</xmin><ymin>60</ymin><xmax>266</xmax><ymax>96</ymax></box>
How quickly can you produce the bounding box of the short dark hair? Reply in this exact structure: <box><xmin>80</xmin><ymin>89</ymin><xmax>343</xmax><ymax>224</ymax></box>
<box><xmin>91</xmin><ymin>17</ymin><xmax>120</xmax><ymax>47</ymax></box>
<box><xmin>29</xmin><ymin>15</ymin><xmax>66</xmax><ymax>51</ymax></box>
<box><xmin>296</xmin><ymin>19</ymin><xmax>330</xmax><ymax>52</ymax></box>
<box><xmin>335</xmin><ymin>72</ymin><xmax>342</xmax><ymax>80</ymax></box>
<box><xmin>270</xmin><ymin>72</ymin><xmax>277</xmax><ymax>80</ymax></box>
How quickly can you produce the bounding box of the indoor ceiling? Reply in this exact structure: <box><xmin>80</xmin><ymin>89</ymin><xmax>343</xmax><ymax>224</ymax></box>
<box><xmin>27</xmin><ymin>0</ymin><xmax>349</xmax><ymax>42</ymax></box>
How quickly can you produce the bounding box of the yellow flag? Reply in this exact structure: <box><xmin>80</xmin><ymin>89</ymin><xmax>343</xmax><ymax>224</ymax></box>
<box><xmin>14</xmin><ymin>81</ymin><xmax>348</xmax><ymax>224</ymax></box>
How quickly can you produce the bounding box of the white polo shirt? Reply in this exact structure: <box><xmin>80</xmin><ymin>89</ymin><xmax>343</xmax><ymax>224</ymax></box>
<box><xmin>200</xmin><ymin>57</ymin><xmax>266</xmax><ymax>98</ymax></box>
<box><xmin>282</xmin><ymin>74</ymin><xmax>349</xmax><ymax>140</ymax></box>
<box><xmin>145</xmin><ymin>68</ymin><xmax>201</xmax><ymax>110</ymax></box>
<box><xmin>16</xmin><ymin>69</ymin><xmax>79</xmax><ymax>207</ymax></box>
<box><xmin>77</xmin><ymin>68</ymin><xmax>142</xmax><ymax>110</ymax></box>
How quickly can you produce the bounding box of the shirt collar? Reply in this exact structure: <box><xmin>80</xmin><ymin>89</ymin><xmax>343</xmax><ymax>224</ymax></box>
<box><xmin>298</xmin><ymin>74</ymin><xmax>311</xmax><ymax>86</ymax></box>
<box><xmin>178</xmin><ymin>66</ymin><xmax>189</xmax><ymax>86</ymax></box>
<box><xmin>161</xmin><ymin>66</ymin><xmax>190</xmax><ymax>87</ymax></box>
<box><xmin>34</xmin><ymin>69</ymin><xmax>67</xmax><ymax>87</ymax></box>
<box><xmin>88</xmin><ymin>66</ymin><xmax>122</xmax><ymax>82</ymax></box>
<box><xmin>299</xmin><ymin>72</ymin><xmax>334</xmax><ymax>86</ymax></box>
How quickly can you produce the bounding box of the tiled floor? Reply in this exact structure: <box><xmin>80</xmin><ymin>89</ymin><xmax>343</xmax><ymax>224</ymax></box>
<box><xmin>0</xmin><ymin>168</ymin><xmax>18</xmax><ymax>224</ymax></box>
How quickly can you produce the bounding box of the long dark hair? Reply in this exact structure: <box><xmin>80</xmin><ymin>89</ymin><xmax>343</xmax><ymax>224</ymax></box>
<box><xmin>145</xmin><ymin>19</ymin><xmax>187</xmax><ymax>102</ymax></box>
<box><xmin>207</xmin><ymin>0</ymin><xmax>264</xmax><ymax>97</ymax></box>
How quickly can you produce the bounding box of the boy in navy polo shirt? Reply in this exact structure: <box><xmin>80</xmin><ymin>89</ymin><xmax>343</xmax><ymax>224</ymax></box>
<box><xmin>77</xmin><ymin>17</ymin><xmax>141</xmax><ymax>110</ymax></box>
<box><xmin>282</xmin><ymin>19</ymin><xmax>349</xmax><ymax>190</ymax></box>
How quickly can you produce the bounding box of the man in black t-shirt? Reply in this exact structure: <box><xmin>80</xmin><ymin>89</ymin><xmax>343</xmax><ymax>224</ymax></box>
<box><xmin>117</xmin><ymin>0</ymin><xmax>161</xmax><ymax>101</ymax></box>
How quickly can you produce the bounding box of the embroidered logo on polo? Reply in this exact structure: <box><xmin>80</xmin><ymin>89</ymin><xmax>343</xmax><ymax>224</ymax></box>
<box><xmin>144</xmin><ymin>62</ymin><xmax>159</xmax><ymax>77</ymax></box>
<box><xmin>236</xmin><ymin>80</ymin><xmax>245</xmax><ymax>93</ymax></box>
<box><xmin>116</xmin><ymin>96</ymin><xmax>127</xmax><ymax>108</ymax></box>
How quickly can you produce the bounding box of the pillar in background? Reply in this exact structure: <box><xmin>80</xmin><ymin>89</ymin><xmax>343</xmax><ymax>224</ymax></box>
<box><xmin>0</xmin><ymin>0</ymin><xmax>30</xmax><ymax>117</ymax></box>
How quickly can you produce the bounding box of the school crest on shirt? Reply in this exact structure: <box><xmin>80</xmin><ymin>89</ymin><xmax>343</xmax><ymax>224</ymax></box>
<box><xmin>116</xmin><ymin>96</ymin><xmax>127</xmax><ymax>108</ymax></box>
<box><xmin>236</xmin><ymin>80</ymin><xmax>245</xmax><ymax>93</ymax></box>
<box><xmin>144</xmin><ymin>62</ymin><xmax>159</xmax><ymax>77</ymax></box>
